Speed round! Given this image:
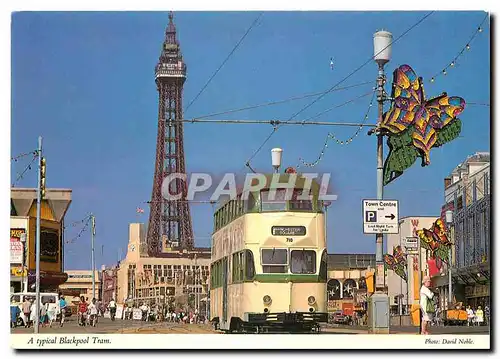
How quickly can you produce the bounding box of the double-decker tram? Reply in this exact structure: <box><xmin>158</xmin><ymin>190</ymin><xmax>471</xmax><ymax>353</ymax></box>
<box><xmin>210</xmin><ymin>174</ymin><xmax>328</xmax><ymax>333</ymax></box>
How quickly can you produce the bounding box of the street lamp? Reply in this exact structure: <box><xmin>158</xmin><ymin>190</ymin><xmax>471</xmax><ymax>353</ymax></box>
<box><xmin>373</xmin><ymin>29</ymin><xmax>392</xmax><ymax>290</ymax></box>
<box><xmin>368</xmin><ymin>29</ymin><xmax>392</xmax><ymax>335</ymax></box>
<box><xmin>445</xmin><ymin>210</ymin><xmax>454</xmax><ymax>309</ymax></box>
<box><xmin>271</xmin><ymin>148</ymin><xmax>283</xmax><ymax>173</ymax></box>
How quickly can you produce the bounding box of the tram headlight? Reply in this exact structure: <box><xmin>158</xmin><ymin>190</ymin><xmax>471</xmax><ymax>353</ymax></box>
<box><xmin>307</xmin><ymin>296</ymin><xmax>316</xmax><ymax>305</ymax></box>
<box><xmin>263</xmin><ymin>295</ymin><xmax>272</xmax><ymax>305</ymax></box>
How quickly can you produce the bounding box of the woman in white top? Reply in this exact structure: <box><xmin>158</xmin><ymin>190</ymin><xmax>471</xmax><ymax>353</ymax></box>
<box><xmin>419</xmin><ymin>276</ymin><xmax>435</xmax><ymax>335</ymax></box>
<box><xmin>88</xmin><ymin>298</ymin><xmax>99</xmax><ymax>327</ymax></box>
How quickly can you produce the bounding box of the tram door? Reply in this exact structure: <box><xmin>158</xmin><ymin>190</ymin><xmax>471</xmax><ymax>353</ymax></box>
<box><xmin>222</xmin><ymin>257</ymin><xmax>228</xmax><ymax>322</ymax></box>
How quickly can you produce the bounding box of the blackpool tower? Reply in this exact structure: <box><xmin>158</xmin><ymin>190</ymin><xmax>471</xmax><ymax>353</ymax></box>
<box><xmin>146</xmin><ymin>12</ymin><xmax>194</xmax><ymax>256</ymax></box>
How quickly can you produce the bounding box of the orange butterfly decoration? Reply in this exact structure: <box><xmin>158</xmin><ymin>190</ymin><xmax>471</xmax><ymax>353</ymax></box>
<box><xmin>417</xmin><ymin>218</ymin><xmax>452</xmax><ymax>262</ymax></box>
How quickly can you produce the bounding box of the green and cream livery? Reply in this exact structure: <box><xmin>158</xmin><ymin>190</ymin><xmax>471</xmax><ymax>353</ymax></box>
<box><xmin>210</xmin><ymin>174</ymin><xmax>328</xmax><ymax>333</ymax></box>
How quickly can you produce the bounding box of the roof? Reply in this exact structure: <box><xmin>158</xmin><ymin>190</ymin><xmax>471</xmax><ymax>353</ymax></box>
<box><xmin>327</xmin><ymin>254</ymin><xmax>376</xmax><ymax>270</ymax></box>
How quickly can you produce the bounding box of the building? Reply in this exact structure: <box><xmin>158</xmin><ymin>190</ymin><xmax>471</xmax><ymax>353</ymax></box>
<box><xmin>116</xmin><ymin>223</ymin><xmax>211</xmax><ymax>314</ymax></box>
<box><xmin>10</xmin><ymin>188</ymin><xmax>72</xmax><ymax>293</ymax></box>
<box><xmin>101</xmin><ymin>265</ymin><xmax>119</xmax><ymax>306</ymax></box>
<box><xmin>435</xmin><ymin>152</ymin><xmax>490</xmax><ymax>309</ymax></box>
<box><xmin>386</xmin><ymin>216</ymin><xmax>437</xmax><ymax>315</ymax></box>
<box><xmin>326</xmin><ymin>254</ymin><xmax>377</xmax><ymax>314</ymax></box>
<box><xmin>58</xmin><ymin>270</ymin><xmax>101</xmax><ymax>301</ymax></box>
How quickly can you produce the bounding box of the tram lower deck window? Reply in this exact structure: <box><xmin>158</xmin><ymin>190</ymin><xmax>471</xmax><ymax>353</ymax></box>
<box><xmin>290</xmin><ymin>250</ymin><xmax>316</xmax><ymax>274</ymax></box>
<box><xmin>261</xmin><ymin>248</ymin><xmax>288</xmax><ymax>273</ymax></box>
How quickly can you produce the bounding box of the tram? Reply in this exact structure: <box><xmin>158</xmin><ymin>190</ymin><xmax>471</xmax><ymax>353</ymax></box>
<box><xmin>209</xmin><ymin>174</ymin><xmax>328</xmax><ymax>333</ymax></box>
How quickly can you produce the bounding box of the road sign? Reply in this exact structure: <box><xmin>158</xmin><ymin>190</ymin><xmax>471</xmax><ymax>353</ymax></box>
<box><xmin>362</xmin><ymin>199</ymin><xmax>399</xmax><ymax>234</ymax></box>
<box><xmin>403</xmin><ymin>237</ymin><xmax>418</xmax><ymax>248</ymax></box>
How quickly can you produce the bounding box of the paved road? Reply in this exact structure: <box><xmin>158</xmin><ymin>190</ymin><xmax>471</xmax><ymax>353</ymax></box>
<box><xmin>11</xmin><ymin>317</ymin><xmax>218</xmax><ymax>334</ymax></box>
<box><xmin>11</xmin><ymin>318</ymin><xmax>490</xmax><ymax>335</ymax></box>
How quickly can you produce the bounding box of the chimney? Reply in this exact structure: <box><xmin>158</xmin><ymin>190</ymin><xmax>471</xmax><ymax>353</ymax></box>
<box><xmin>444</xmin><ymin>177</ymin><xmax>452</xmax><ymax>189</ymax></box>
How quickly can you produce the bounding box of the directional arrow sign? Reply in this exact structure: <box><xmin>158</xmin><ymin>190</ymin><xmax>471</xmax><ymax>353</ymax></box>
<box><xmin>362</xmin><ymin>199</ymin><xmax>399</xmax><ymax>234</ymax></box>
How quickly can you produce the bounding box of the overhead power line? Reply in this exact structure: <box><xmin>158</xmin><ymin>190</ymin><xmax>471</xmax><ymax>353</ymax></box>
<box><xmin>185</xmin><ymin>12</ymin><xmax>263</xmax><ymax>112</ymax></box>
<box><xmin>189</xmin><ymin>80</ymin><xmax>373</xmax><ymax>120</ymax></box>
<box><xmin>244</xmin><ymin>11</ymin><xmax>435</xmax><ymax>167</ymax></box>
<box><xmin>169</xmin><ymin>118</ymin><xmax>377</xmax><ymax>127</ymax></box>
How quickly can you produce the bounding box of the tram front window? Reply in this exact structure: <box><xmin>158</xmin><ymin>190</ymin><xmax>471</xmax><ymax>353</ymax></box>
<box><xmin>290</xmin><ymin>250</ymin><xmax>316</xmax><ymax>274</ymax></box>
<box><xmin>261</xmin><ymin>248</ymin><xmax>288</xmax><ymax>273</ymax></box>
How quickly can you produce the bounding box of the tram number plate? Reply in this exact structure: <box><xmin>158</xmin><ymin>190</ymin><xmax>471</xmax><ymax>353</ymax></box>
<box><xmin>271</xmin><ymin>226</ymin><xmax>306</xmax><ymax>236</ymax></box>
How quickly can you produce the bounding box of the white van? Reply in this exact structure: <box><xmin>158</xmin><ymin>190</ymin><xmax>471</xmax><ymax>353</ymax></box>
<box><xmin>11</xmin><ymin>292</ymin><xmax>59</xmax><ymax>326</ymax></box>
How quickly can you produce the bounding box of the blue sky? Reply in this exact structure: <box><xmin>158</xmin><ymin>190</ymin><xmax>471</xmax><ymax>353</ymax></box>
<box><xmin>11</xmin><ymin>11</ymin><xmax>489</xmax><ymax>270</ymax></box>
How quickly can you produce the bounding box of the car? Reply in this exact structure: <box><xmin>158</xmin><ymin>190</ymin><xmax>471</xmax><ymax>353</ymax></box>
<box><xmin>332</xmin><ymin>311</ymin><xmax>352</xmax><ymax>325</ymax></box>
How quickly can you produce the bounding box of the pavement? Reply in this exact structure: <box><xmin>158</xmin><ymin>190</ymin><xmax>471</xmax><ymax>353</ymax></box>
<box><xmin>321</xmin><ymin>324</ymin><xmax>490</xmax><ymax>335</ymax></box>
<box><xmin>10</xmin><ymin>317</ymin><xmax>490</xmax><ymax>335</ymax></box>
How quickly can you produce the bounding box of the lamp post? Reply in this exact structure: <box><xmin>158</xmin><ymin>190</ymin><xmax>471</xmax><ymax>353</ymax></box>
<box><xmin>445</xmin><ymin>210</ymin><xmax>454</xmax><ymax>309</ymax></box>
<box><xmin>373</xmin><ymin>29</ymin><xmax>392</xmax><ymax>291</ymax></box>
<box><xmin>367</xmin><ymin>30</ymin><xmax>392</xmax><ymax>334</ymax></box>
<box><xmin>34</xmin><ymin>136</ymin><xmax>43</xmax><ymax>334</ymax></box>
<box><xmin>271</xmin><ymin>148</ymin><xmax>283</xmax><ymax>173</ymax></box>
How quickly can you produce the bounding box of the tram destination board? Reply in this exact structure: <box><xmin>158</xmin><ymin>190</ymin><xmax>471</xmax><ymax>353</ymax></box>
<box><xmin>271</xmin><ymin>226</ymin><xmax>306</xmax><ymax>236</ymax></box>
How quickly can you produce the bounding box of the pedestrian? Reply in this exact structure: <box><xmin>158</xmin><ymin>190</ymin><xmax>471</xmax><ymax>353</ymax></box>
<box><xmin>88</xmin><ymin>298</ymin><xmax>98</xmax><ymax>327</ymax></box>
<box><xmin>29</xmin><ymin>301</ymin><xmax>37</xmax><ymax>327</ymax></box>
<box><xmin>11</xmin><ymin>299</ymin><xmax>20</xmax><ymax>328</ymax></box>
<box><xmin>109</xmin><ymin>298</ymin><xmax>117</xmax><ymax>321</ymax></box>
<box><xmin>484</xmin><ymin>305</ymin><xmax>490</xmax><ymax>326</ymax></box>
<box><xmin>78</xmin><ymin>296</ymin><xmax>88</xmax><ymax>326</ymax></box>
<box><xmin>466</xmin><ymin>306</ymin><xmax>474</xmax><ymax>326</ymax></box>
<box><xmin>22</xmin><ymin>298</ymin><xmax>31</xmax><ymax>328</ymax></box>
<box><xmin>58</xmin><ymin>295</ymin><xmax>67</xmax><ymax>327</ymax></box>
<box><xmin>46</xmin><ymin>299</ymin><xmax>57</xmax><ymax>328</ymax></box>
<box><xmin>475</xmin><ymin>306</ymin><xmax>484</xmax><ymax>326</ymax></box>
<box><xmin>419</xmin><ymin>276</ymin><xmax>435</xmax><ymax>335</ymax></box>
<box><xmin>40</xmin><ymin>302</ymin><xmax>47</xmax><ymax>327</ymax></box>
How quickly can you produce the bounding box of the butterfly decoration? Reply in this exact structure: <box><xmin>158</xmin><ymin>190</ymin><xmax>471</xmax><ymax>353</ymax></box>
<box><xmin>417</xmin><ymin>218</ymin><xmax>452</xmax><ymax>263</ymax></box>
<box><xmin>380</xmin><ymin>64</ymin><xmax>466</xmax><ymax>186</ymax></box>
<box><xmin>384</xmin><ymin>245</ymin><xmax>407</xmax><ymax>282</ymax></box>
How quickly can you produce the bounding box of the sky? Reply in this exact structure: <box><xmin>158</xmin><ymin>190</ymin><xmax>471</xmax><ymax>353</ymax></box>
<box><xmin>11</xmin><ymin>11</ymin><xmax>490</xmax><ymax>270</ymax></box>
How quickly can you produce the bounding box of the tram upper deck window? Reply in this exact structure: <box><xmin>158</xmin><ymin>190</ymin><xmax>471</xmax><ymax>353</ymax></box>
<box><xmin>261</xmin><ymin>248</ymin><xmax>288</xmax><ymax>273</ymax></box>
<box><xmin>261</xmin><ymin>189</ymin><xmax>287</xmax><ymax>212</ymax></box>
<box><xmin>289</xmin><ymin>189</ymin><xmax>313</xmax><ymax>211</ymax></box>
<box><xmin>290</xmin><ymin>250</ymin><xmax>316</xmax><ymax>274</ymax></box>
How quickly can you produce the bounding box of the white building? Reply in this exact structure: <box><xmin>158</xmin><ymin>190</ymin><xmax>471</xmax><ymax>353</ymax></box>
<box><xmin>386</xmin><ymin>216</ymin><xmax>437</xmax><ymax>315</ymax></box>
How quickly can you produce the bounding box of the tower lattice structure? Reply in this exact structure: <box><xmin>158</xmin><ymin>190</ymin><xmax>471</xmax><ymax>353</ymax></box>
<box><xmin>146</xmin><ymin>12</ymin><xmax>194</xmax><ymax>256</ymax></box>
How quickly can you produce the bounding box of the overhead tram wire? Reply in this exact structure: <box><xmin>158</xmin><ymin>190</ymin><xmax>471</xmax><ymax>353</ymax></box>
<box><xmin>243</xmin><ymin>11</ymin><xmax>435</xmax><ymax>168</ymax></box>
<box><xmin>175</xmin><ymin>119</ymin><xmax>377</xmax><ymax>127</ymax></box>
<box><xmin>188</xmin><ymin>80</ymin><xmax>373</xmax><ymax>120</ymax></box>
<box><xmin>185</xmin><ymin>12</ymin><xmax>264</xmax><ymax>112</ymax></box>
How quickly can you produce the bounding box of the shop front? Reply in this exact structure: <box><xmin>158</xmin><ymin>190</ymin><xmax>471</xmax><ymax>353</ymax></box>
<box><xmin>26</xmin><ymin>270</ymin><xmax>68</xmax><ymax>292</ymax></box>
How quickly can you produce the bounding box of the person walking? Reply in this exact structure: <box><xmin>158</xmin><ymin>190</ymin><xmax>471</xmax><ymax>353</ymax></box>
<box><xmin>466</xmin><ymin>306</ymin><xmax>474</xmax><ymax>326</ymax></box>
<box><xmin>109</xmin><ymin>298</ymin><xmax>117</xmax><ymax>321</ymax></box>
<box><xmin>46</xmin><ymin>300</ymin><xmax>57</xmax><ymax>328</ymax></box>
<box><xmin>88</xmin><ymin>298</ymin><xmax>98</xmax><ymax>327</ymax></box>
<box><xmin>11</xmin><ymin>299</ymin><xmax>21</xmax><ymax>328</ymax></box>
<box><xmin>58</xmin><ymin>295</ymin><xmax>67</xmax><ymax>327</ymax></box>
<box><xmin>78</xmin><ymin>296</ymin><xmax>88</xmax><ymax>326</ymax></box>
<box><xmin>475</xmin><ymin>306</ymin><xmax>484</xmax><ymax>326</ymax></box>
<box><xmin>419</xmin><ymin>276</ymin><xmax>435</xmax><ymax>335</ymax></box>
<box><xmin>21</xmin><ymin>298</ymin><xmax>31</xmax><ymax>328</ymax></box>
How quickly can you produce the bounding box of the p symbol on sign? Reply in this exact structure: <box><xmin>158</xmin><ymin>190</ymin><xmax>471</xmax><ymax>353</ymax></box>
<box><xmin>366</xmin><ymin>211</ymin><xmax>377</xmax><ymax>222</ymax></box>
